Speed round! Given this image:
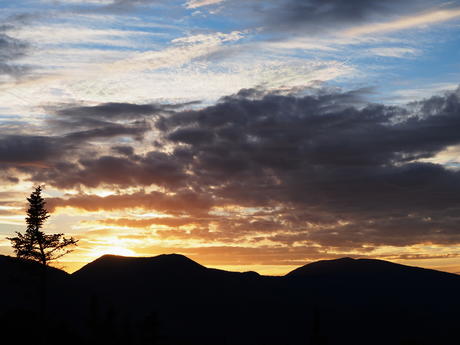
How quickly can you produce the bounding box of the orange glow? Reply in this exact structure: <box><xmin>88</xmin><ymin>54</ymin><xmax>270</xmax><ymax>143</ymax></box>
<box><xmin>89</xmin><ymin>245</ymin><xmax>136</xmax><ymax>258</ymax></box>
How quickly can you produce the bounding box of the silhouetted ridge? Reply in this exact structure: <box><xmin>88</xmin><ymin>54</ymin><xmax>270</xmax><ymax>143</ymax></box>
<box><xmin>2</xmin><ymin>253</ymin><xmax>460</xmax><ymax>345</ymax></box>
<box><xmin>0</xmin><ymin>254</ymin><xmax>68</xmax><ymax>278</ymax></box>
<box><xmin>286</xmin><ymin>256</ymin><xmax>458</xmax><ymax>278</ymax></box>
<box><xmin>72</xmin><ymin>253</ymin><xmax>206</xmax><ymax>279</ymax></box>
<box><xmin>0</xmin><ymin>254</ymin><xmax>69</xmax><ymax>318</ymax></box>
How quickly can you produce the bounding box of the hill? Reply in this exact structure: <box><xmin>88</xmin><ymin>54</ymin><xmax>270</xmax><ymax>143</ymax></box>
<box><xmin>0</xmin><ymin>254</ymin><xmax>68</xmax><ymax>308</ymax></box>
<box><xmin>1</xmin><ymin>254</ymin><xmax>459</xmax><ymax>345</ymax></box>
<box><xmin>287</xmin><ymin>256</ymin><xmax>459</xmax><ymax>278</ymax></box>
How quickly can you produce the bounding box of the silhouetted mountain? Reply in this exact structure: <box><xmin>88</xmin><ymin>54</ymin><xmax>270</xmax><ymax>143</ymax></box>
<box><xmin>0</xmin><ymin>254</ymin><xmax>68</xmax><ymax>277</ymax></box>
<box><xmin>1</xmin><ymin>254</ymin><xmax>459</xmax><ymax>345</ymax></box>
<box><xmin>0</xmin><ymin>255</ymin><xmax>74</xmax><ymax>345</ymax></box>
<box><xmin>284</xmin><ymin>257</ymin><xmax>460</xmax><ymax>345</ymax></box>
<box><xmin>73</xmin><ymin>253</ymin><xmax>207</xmax><ymax>279</ymax></box>
<box><xmin>287</xmin><ymin>256</ymin><xmax>459</xmax><ymax>278</ymax></box>
<box><xmin>0</xmin><ymin>254</ymin><xmax>68</xmax><ymax>308</ymax></box>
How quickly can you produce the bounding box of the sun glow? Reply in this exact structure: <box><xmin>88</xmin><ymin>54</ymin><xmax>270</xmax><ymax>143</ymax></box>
<box><xmin>90</xmin><ymin>245</ymin><xmax>136</xmax><ymax>258</ymax></box>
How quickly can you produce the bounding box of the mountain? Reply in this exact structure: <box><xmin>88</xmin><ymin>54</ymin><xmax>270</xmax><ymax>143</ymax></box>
<box><xmin>283</xmin><ymin>257</ymin><xmax>460</xmax><ymax>345</ymax></box>
<box><xmin>0</xmin><ymin>254</ymin><xmax>68</xmax><ymax>307</ymax></box>
<box><xmin>287</xmin><ymin>256</ymin><xmax>459</xmax><ymax>278</ymax></box>
<box><xmin>72</xmin><ymin>253</ymin><xmax>208</xmax><ymax>280</ymax></box>
<box><xmin>0</xmin><ymin>253</ymin><xmax>68</xmax><ymax>277</ymax></box>
<box><xmin>1</xmin><ymin>254</ymin><xmax>459</xmax><ymax>345</ymax></box>
<box><xmin>0</xmin><ymin>255</ymin><xmax>71</xmax><ymax>345</ymax></box>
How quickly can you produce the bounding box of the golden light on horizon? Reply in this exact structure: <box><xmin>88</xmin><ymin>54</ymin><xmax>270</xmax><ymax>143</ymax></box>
<box><xmin>89</xmin><ymin>245</ymin><xmax>136</xmax><ymax>258</ymax></box>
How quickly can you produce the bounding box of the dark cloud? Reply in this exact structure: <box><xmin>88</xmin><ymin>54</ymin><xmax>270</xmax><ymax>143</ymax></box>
<box><xmin>0</xmin><ymin>125</ymin><xmax>146</xmax><ymax>173</ymax></box>
<box><xmin>0</xmin><ymin>135</ymin><xmax>66</xmax><ymax>165</ymax></box>
<box><xmin>72</xmin><ymin>0</ymin><xmax>172</xmax><ymax>15</ymax></box>
<box><xmin>100</xmin><ymin>0</ymin><xmax>158</xmax><ymax>12</ymax></box>
<box><xmin>0</xmin><ymin>13</ymin><xmax>44</xmax><ymax>81</ymax></box>
<box><xmin>33</xmin><ymin>150</ymin><xmax>187</xmax><ymax>189</ymax></box>
<box><xmin>55</xmin><ymin>102</ymin><xmax>166</xmax><ymax>120</ymax></box>
<box><xmin>150</xmin><ymin>86</ymin><xmax>460</xmax><ymax>247</ymax></box>
<box><xmin>0</xmin><ymin>33</ymin><xmax>30</xmax><ymax>79</ymax></box>
<box><xmin>63</xmin><ymin>120</ymin><xmax>150</xmax><ymax>141</ymax></box>
<box><xmin>0</xmin><ymin>34</ymin><xmax>28</xmax><ymax>60</ymax></box>
<box><xmin>0</xmin><ymin>100</ymin><xmax>182</xmax><ymax>179</ymax></box>
<box><xmin>9</xmin><ymin>86</ymin><xmax>460</xmax><ymax>250</ymax></box>
<box><xmin>106</xmin><ymin>0</ymin><xmax>159</xmax><ymax>8</ymax></box>
<box><xmin>111</xmin><ymin>145</ymin><xmax>135</xmax><ymax>156</ymax></box>
<box><xmin>49</xmin><ymin>102</ymin><xmax>174</xmax><ymax>140</ymax></box>
<box><xmin>29</xmin><ymin>104</ymin><xmax>164</xmax><ymax>171</ymax></box>
<box><xmin>168</xmin><ymin>127</ymin><xmax>215</xmax><ymax>145</ymax></box>
<box><xmin>264</xmin><ymin>0</ymin><xmax>431</xmax><ymax>32</ymax></box>
<box><xmin>218</xmin><ymin>0</ymin><xmax>447</xmax><ymax>36</ymax></box>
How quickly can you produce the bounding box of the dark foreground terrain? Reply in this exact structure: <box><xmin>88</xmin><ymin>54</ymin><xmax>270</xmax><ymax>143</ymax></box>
<box><xmin>1</xmin><ymin>254</ymin><xmax>459</xmax><ymax>345</ymax></box>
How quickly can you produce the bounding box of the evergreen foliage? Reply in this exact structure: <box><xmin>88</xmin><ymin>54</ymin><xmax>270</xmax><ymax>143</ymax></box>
<box><xmin>8</xmin><ymin>186</ymin><xmax>77</xmax><ymax>266</ymax></box>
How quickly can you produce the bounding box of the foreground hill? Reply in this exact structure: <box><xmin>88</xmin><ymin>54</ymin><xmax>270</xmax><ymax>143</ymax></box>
<box><xmin>1</xmin><ymin>254</ymin><xmax>459</xmax><ymax>345</ymax></box>
<box><xmin>0</xmin><ymin>254</ymin><xmax>68</xmax><ymax>308</ymax></box>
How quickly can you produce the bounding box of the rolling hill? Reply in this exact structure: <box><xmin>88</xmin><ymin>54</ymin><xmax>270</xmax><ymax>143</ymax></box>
<box><xmin>1</xmin><ymin>254</ymin><xmax>459</xmax><ymax>345</ymax></box>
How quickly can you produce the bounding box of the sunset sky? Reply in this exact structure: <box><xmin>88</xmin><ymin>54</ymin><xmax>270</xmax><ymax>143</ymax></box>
<box><xmin>1</xmin><ymin>0</ymin><xmax>460</xmax><ymax>274</ymax></box>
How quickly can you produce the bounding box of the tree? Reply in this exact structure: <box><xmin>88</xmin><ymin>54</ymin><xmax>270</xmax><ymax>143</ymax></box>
<box><xmin>8</xmin><ymin>186</ymin><xmax>78</xmax><ymax>343</ymax></box>
<box><xmin>8</xmin><ymin>186</ymin><xmax>78</xmax><ymax>266</ymax></box>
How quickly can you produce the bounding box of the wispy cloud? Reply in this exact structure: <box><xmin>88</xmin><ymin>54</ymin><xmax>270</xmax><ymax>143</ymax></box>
<box><xmin>368</xmin><ymin>47</ymin><xmax>420</xmax><ymax>58</ymax></box>
<box><xmin>185</xmin><ymin>0</ymin><xmax>225</xmax><ymax>9</ymax></box>
<box><xmin>345</xmin><ymin>8</ymin><xmax>460</xmax><ymax>36</ymax></box>
<box><xmin>9</xmin><ymin>25</ymin><xmax>157</xmax><ymax>48</ymax></box>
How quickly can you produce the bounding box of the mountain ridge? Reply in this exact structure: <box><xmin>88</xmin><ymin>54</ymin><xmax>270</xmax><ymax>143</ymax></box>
<box><xmin>70</xmin><ymin>253</ymin><xmax>460</xmax><ymax>278</ymax></box>
<box><xmin>1</xmin><ymin>253</ymin><xmax>458</xmax><ymax>279</ymax></box>
<box><xmin>71</xmin><ymin>253</ymin><xmax>207</xmax><ymax>277</ymax></box>
<box><xmin>1</xmin><ymin>253</ymin><xmax>460</xmax><ymax>345</ymax></box>
<box><xmin>286</xmin><ymin>256</ymin><xmax>460</xmax><ymax>278</ymax></box>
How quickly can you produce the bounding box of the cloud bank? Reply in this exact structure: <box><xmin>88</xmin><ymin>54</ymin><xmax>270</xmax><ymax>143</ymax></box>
<box><xmin>3</xmin><ymin>86</ymin><xmax>459</xmax><ymax>252</ymax></box>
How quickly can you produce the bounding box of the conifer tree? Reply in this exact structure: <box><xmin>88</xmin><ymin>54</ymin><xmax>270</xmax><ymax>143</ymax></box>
<box><xmin>8</xmin><ymin>186</ymin><xmax>78</xmax><ymax>342</ymax></box>
<box><xmin>8</xmin><ymin>186</ymin><xmax>78</xmax><ymax>266</ymax></box>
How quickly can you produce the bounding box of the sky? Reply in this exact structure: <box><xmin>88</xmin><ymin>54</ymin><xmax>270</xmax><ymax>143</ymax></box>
<box><xmin>1</xmin><ymin>0</ymin><xmax>460</xmax><ymax>275</ymax></box>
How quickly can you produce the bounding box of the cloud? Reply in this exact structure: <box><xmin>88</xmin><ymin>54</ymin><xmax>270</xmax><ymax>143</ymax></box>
<box><xmin>345</xmin><ymin>7</ymin><xmax>460</xmax><ymax>36</ymax></box>
<box><xmin>2</xmin><ymin>0</ymin><xmax>460</xmax><ymax>268</ymax></box>
<box><xmin>62</xmin><ymin>122</ymin><xmax>150</xmax><ymax>141</ymax></box>
<box><xmin>368</xmin><ymin>47</ymin><xmax>420</xmax><ymax>58</ymax></box>
<box><xmin>0</xmin><ymin>33</ymin><xmax>28</xmax><ymax>63</ymax></box>
<box><xmin>185</xmin><ymin>0</ymin><xmax>226</xmax><ymax>9</ymax></box>
<box><xmin>10</xmin><ymin>25</ymin><xmax>155</xmax><ymax>48</ymax></box>
<box><xmin>0</xmin><ymin>32</ymin><xmax>30</xmax><ymax>81</ymax></box>
<box><xmin>0</xmin><ymin>135</ymin><xmax>67</xmax><ymax>166</ymax></box>
<box><xmin>7</xmin><ymin>85</ymin><xmax>460</xmax><ymax>251</ymax></box>
<box><xmin>218</xmin><ymin>0</ymin><xmax>440</xmax><ymax>36</ymax></box>
<box><xmin>48</xmin><ymin>190</ymin><xmax>214</xmax><ymax>216</ymax></box>
<box><xmin>34</xmin><ymin>152</ymin><xmax>187</xmax><ymax>189</ymax></box>
<box><xmin>111</xmin><ymin>145</ymin><xmax>135</xmax><ymax>156</ymax></box>
<box><xmin>0</xmin><ymin>12</ymin><xmax>56</xmax><ymax>82</ymax></box>
<box><xmin>67</xmin><ymin>0</ymin><xmax>165</xmax><ymax>14</ymax></box>
<box><xmin>171</xmin><ymin>31</ymin><xmax>244</xmax><ymax>45</ymax></box>
<box><xmin>0</xmin><ymin>101</ymin><xmax>161</xmax><ymax>173</ymax></box>
<box><xmin>0</xmin><ymin>29</ymin><xmax>252</xmax><ymax>114</ymax></box>
<box><xmin>47</xmin><ymin>101</ymin><xmax>164</xmax><ymax>142</ymax></box>
<box><xmin>133</xmin><ymin>244</ymin><xmax>328</xmax><ymax>266</ymax></box>
<box><xmin>92</xmin><ymin>216</ymin><xmax>206</xmax><ymax>228</ymax></box>
<box><xmin>150</xmin><ymin>86</ymin><xmax>460</xmax><ymax>247</ymax></box>
<box><xmin>54</xmin><ymin>102</ymin><xmax>169</xmax><ymax>119</ymax></box>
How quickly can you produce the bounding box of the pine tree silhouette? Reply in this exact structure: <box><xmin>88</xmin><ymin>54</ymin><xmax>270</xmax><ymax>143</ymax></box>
<box><xmin>8</xmin><ymin>186</ymin><xmax>78</xmax><ymax>265</ymax></box>
<box><xmin>7</xmin><ymin>186</ymin><xmax>78</xmax><ymax>344</ymax></box>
